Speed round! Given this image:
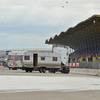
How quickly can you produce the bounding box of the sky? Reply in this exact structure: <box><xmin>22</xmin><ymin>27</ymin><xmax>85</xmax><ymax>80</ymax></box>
<box><xmin>0</xmin><ymin>0</ymin><xmax>100</xmax><ymax>50</ymax></box>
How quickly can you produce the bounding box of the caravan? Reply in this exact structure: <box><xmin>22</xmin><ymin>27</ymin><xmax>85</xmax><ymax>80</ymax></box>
<box><xmin>22</xmin><ymin>51</ymin><xmax>62</xmax><ymax>73</ymax></box>
<box><xmin>7</xmin><ymin>51</ymin><xmax>26</xmax><ymax>70</ymax></box>
<box><xmin>7</xmin><ymin>45</ymin><xmax>70</xmax><ymax>73</ymax></box>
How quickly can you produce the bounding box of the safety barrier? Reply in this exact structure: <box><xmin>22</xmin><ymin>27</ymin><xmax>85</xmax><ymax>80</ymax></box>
<box><xmin>0</xmin><ymin>63</ymin><xmax>4</xmax><ymax>70</ymax></box>
<box><xmin>68</xmin><ymin>62</ymin><xmax>100</xmax><ymax>69</ymax></box>
<box><xmin>68</xmin><ymin>63</ymin><xmax>80</xmax><ymax>68</ymax></box>
<box><xmin>68</xmin><ymin>62</ymin><xmax>100</xmax><ymax>76</ymax></box>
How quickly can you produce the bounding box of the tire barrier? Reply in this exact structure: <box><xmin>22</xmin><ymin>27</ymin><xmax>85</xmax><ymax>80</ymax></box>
<box><xmin>68</xmin><ymin>62</ymin><xmax>100</xmax><ymax>69</ymax></box>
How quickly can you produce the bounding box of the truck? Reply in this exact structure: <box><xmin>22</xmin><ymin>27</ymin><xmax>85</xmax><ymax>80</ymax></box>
<box><xmin>7</xmin><ymin>45</ymin><xmax>70</xmax><ymax>73</ymax></box>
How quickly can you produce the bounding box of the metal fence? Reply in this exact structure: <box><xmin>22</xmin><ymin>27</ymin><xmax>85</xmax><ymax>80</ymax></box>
<box><xmin>69</xmin><ymin>62</ymin><xmax>100</xmax><ymax>69</ymax></box>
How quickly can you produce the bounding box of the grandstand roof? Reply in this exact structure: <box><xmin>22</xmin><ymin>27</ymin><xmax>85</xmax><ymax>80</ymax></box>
<box><xmin>45</xmin><ymin>15</ymin><xmax>100</xmax><ymax>52</ymax></box>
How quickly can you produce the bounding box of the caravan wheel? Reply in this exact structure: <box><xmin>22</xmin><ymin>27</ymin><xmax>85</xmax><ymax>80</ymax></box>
<box><xmin>42</xmin><ymin>68</ymin><xmax>46</xmax><ymax>73</ymax></box>
<box><xmin>39</xmin><ymin>68</ymin><xmax>42</xmax><ymax>73</ymax></box>
<box><xmin>9</xmin><ymin>67</ymin><xmax>11</xmax><ymax>70</ymax></box>
<box><xmin>26</xmin><ymin>69</ymin><xmax>28</xmax><ymax>73</ymax></box>
<box><xmin>49</xmin><ymin>69</ymin><xmax>51</xmax><ymax>73</ymax></box>
<box><xmin>29</xmin><ymin>70</ymin><xmax>32</xmax><ymax>73</ymax></box>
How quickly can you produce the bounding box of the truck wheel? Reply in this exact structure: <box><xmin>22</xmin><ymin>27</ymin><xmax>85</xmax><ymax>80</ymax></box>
<box><xmin>63</xmin><ymin>70</ymin><xmax>69</xmax><ymax>74</ymax></box>
<box><xmin>42</xmin><ymin>68</ymin><xmax>46</xmax><ymax>73</ymax></box>
<box><xmin>29</xmin><ymin>70</ymin><xmax>32</xmax><ymax>73</ymax></box>
<box><xmin>9</xmin><ymin>67</ymin><xmax>11</xmax><ymax>70</ymax></box>
<box><xmin>66</xmin><ymin>70</ymin><xmax>69</xmax><ymax>74</ymax></box>
<box><xmin>26</xmin><ymin>69</ymin><xmax>28</xmax><ymax>73</ymax></box>
<box><xmin>39</xmin><ymin>68</ymin><xmax>42</xmax><ymax>73</ymax></box>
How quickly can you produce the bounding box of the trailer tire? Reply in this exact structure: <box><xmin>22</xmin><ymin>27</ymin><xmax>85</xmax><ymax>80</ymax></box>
<box><xmin>26</xmin><ymin>69</ymin><xmax>28</xmax><ymax>73</ymax></box>
<box><xmin>51</xmin><ymin>69</ymin><xmax>55</xmax><ymax>73</ymax></box>
<box><xmin>12</xmin><ymin>68</ymin><xmax>17</xmax><ymax>70</ymax></box>
<box><xmin>39</xmin><ymin>68</ymin><xmax>42</xmax><ymax>73</ymax></box>
<box><xmin>9</xmin><ymin>67</ymin><xmax>11</xmax><ymax>70</ymax></box>
<box><xmin>49</xmin><ymin>69</ymin><xmax>51</xmax><ymax>73</ymax></box>
<box><xmin>29</xmin><ymin>70</ymin><xmax>32</xmax><ymax>73</ymax></box>
<box><xmin>53</xmin><ymin>71</ymin><xmax>55</xmax><ymax>73</ymax></box>
<box><xmin>42</xmin><ymin>68</ymin><xmax>46</xmax><ymax>73</ymax></box>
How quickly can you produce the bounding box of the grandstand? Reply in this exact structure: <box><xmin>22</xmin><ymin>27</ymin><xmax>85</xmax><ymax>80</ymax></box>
<box><xmin>45</xmin><ymin>15</ymin><xmax>100</xmax><ymax>68</ymax></box>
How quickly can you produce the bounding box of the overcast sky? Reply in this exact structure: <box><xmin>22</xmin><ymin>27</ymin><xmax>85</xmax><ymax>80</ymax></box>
<box><xmin>0</xmin><ymin>0</ymin><xmax>100</xmax><ymax>50</ymax></box>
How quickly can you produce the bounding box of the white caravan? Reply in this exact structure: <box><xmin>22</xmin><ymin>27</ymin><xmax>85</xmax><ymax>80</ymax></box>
<box><xmin>7</xmin><ymin>45</ymin><xmax>70</xmax><ymax>73</ymax></box>
<box><xmin>22</xmin><ymin>51</ymin><xmax>63</xmax><ymax>73</ymax></box>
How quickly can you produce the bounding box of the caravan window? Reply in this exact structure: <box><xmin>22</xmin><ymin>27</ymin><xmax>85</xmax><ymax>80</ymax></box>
<box><xmin>41</xmin><ymin>57</ymin><xmax>45</xmax><ymax>60</ymax></box>
<box><xmin>8</xmin><ymin>55</ymin><xmax>14</xmax><ymax>60</ymax></box>
<box><xmin>8</xmin><ymin>55</ymin><xmax>11</xmax><ymax>60</ymax></box>
<box><xmin>53</xmin><ymin>57</ymin><xmax>57</xmax><ymax>61</ymax></box>
<box><xmin>8</xmin><ymin>55</ymin><xmax>22</xmax><ymax>60</ymax></box>
<box><xmin>24</xmin><ymin>56</ymin><xmax>30</xmax><ymax>60</ymax></box>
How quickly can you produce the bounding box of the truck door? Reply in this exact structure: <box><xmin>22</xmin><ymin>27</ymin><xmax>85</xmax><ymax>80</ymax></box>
<box><xmin>33</xmin><ymin>54</ymin><xmax>38</xmax><ymax>67</ymax></box>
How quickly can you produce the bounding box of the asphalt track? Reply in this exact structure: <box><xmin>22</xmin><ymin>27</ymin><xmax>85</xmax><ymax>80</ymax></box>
<box><xmin>0</xmin><ymin>67</ymin><xmax>100</xmax><ymax>100</ymax></box>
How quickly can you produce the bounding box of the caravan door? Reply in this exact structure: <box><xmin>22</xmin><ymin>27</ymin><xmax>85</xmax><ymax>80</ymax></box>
<box><xmin>33</xmin><ymin>54</ymin><xmax>38</xmax><ymax>67</ymax></box>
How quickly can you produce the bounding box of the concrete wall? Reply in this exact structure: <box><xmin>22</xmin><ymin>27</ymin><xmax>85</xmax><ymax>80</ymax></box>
<box><xmin>70</xmin><ymin>68</ymin><xmax>100</xmax><ymax>76</ymax></box>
